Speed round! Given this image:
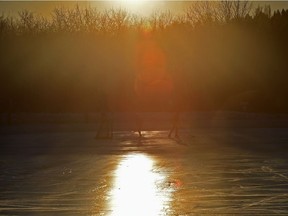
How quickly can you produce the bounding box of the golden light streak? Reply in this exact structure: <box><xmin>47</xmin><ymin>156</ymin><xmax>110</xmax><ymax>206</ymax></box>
<box><xmin>109</xmin><ymin>153</ymin><xmax>171</xmax><ymax>216</ymax></box>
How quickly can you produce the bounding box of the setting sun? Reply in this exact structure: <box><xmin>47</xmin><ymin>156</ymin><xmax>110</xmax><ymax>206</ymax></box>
<box><xmin>119</xmin><ymin>0</ymin><xmax>146</xmax><ymax>7</ymax></box>
<box><xmin>122</xmin><ymin>0</ymin><xmax>145</xmax><ymax>4</ymax></box>
<box><xmin>116</xmin><ymin>0</ymin><xmax>147</xmax><ymax>14</ymax></box>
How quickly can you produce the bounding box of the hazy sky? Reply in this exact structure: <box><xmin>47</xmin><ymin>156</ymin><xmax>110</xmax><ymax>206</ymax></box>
<box><xmin>1</xmin><ymin>1</ymin><xmax>288</xmax><ymax>17</ymax></box>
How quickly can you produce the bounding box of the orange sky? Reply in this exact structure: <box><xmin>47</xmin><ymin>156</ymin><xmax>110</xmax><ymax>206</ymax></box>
<box><xmin>1</xmin><ymin>1</ymin><xmax>288</xmax><ymax>17</ymax></box>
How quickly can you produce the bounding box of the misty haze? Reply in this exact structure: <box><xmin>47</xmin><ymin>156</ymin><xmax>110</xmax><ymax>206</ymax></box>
<box><xmin>1</xmin><ymin>1</ymin><xmax>288</xmax><ymax>215</ymax></box>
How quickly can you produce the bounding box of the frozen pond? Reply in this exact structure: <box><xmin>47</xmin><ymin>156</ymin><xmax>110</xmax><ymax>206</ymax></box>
<box><xmin>1</xmin><ymin>129</ymin><xmax>288</xmax><ymax>215</ymax></box>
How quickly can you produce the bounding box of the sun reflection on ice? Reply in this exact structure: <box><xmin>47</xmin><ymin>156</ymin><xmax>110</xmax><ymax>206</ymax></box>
<box><xmin>109</xmin><ymin>153</ymin><xmax>171</xmax><ymax>216</ymax></box>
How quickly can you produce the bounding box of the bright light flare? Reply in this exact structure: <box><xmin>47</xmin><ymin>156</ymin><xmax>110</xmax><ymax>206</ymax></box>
<box><xmin>116</xmin><ymin>0</ymin><xmax>147</xmax><ymax>14</ymax></box>
<box><xmin>122</xmin><ymin>0</ymin><xmax>145</xmax><ymax>4</ymax></box>
<box><xmin>109</xmin><ymin>153</ymin><xmax>171</xmax><ymax>216</ymax></box>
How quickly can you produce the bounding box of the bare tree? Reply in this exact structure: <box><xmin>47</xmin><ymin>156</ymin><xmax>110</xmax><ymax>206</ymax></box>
<box><xmin>185</xmin><ymin>1</ymin><xmax>252</xmax><ymax>25</ymax></box>
<box><xmin>219</xmin><ymin>0</ymin><xmax>233</xmax><ymax>22</ymax></box>
<box><xmin>107</xmin><ymin>9</ymin><xmax>130</xmax><ymax>34</ymax></box>
<box><xmin>149</xmin><ymin>11</ymin><xmax>174</xmax><ymax>31</ymax></box>
<box><xmin>18</xmin><ymin>10</ymin><xmax>36</xmax><ymax>33</ymax></box>
<box><xmin>0</xmin><ymin>14</ymin><xmax>15</xmax><ymax>35</ymax></box>
<box><xmin>83</xmin><ymin>7</ymin><xmax>101</xmax><ymax>33</ymax></box>
<box><xmin>232</xmin><ymin>0</ymin><xmax>252</xmax><ymax>20</ymax></box>
<box><xmin>185</xmin><ymin>1</ymin><xmax>220</xmax><ymax>26</ymax></box>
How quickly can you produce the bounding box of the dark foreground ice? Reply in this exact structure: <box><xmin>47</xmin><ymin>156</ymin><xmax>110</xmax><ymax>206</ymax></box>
<box><xmin>1</xmin><ymin>127</ymin><xmax>288</xmax><ymax>215</ymax></box>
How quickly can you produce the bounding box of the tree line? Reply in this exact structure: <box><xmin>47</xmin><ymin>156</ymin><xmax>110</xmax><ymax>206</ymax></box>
<box><xmin>0</xmin><ymin>1</ymin><xmax>288</xmax><ymax>113</ymax></box>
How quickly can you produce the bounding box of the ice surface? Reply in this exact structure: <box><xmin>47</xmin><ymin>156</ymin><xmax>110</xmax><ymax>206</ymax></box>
<box><xmin>1</xmin><ymin>122</ymin><xmax>288</xmax><ymax>215</ymax></box>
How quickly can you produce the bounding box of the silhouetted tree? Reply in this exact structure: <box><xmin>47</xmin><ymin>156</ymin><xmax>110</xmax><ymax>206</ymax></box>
<box><xmin>1</xmin><ymin>3</ymin><xmax>288</xmax><ymax>113</ymax></box>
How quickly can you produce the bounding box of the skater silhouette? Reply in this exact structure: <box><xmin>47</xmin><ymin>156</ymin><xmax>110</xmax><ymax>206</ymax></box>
<box><xmin>168</xmin><ymin>112</ymin><xmax>180</xmax><ymax>138</ymax></box>
<box><xmin>95</xmin><ymin>92</ymin><xmax>113</xmax><ymax>139</ymax></box>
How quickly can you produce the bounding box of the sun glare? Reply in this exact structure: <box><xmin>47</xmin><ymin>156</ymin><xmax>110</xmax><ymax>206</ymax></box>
<box><xmin>109</xmin><ymin>153</ymin><xmax>171</xmax><ymax>216</ymax></box>
<box><xmin>122</xmin><ymin>0</ymin><xmax>144</xmax><ymax>4</ymax></box>
<box><xmin>116</xmin><ymin>0</ymin><xmax>147</xmax><ymax>14</ymax></box>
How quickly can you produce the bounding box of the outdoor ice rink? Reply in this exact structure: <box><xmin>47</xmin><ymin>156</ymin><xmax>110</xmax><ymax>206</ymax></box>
<box><xmin>1</xmin><ymin>113</ymin><xmax>288</xmax><ymax>215</ymax></box>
